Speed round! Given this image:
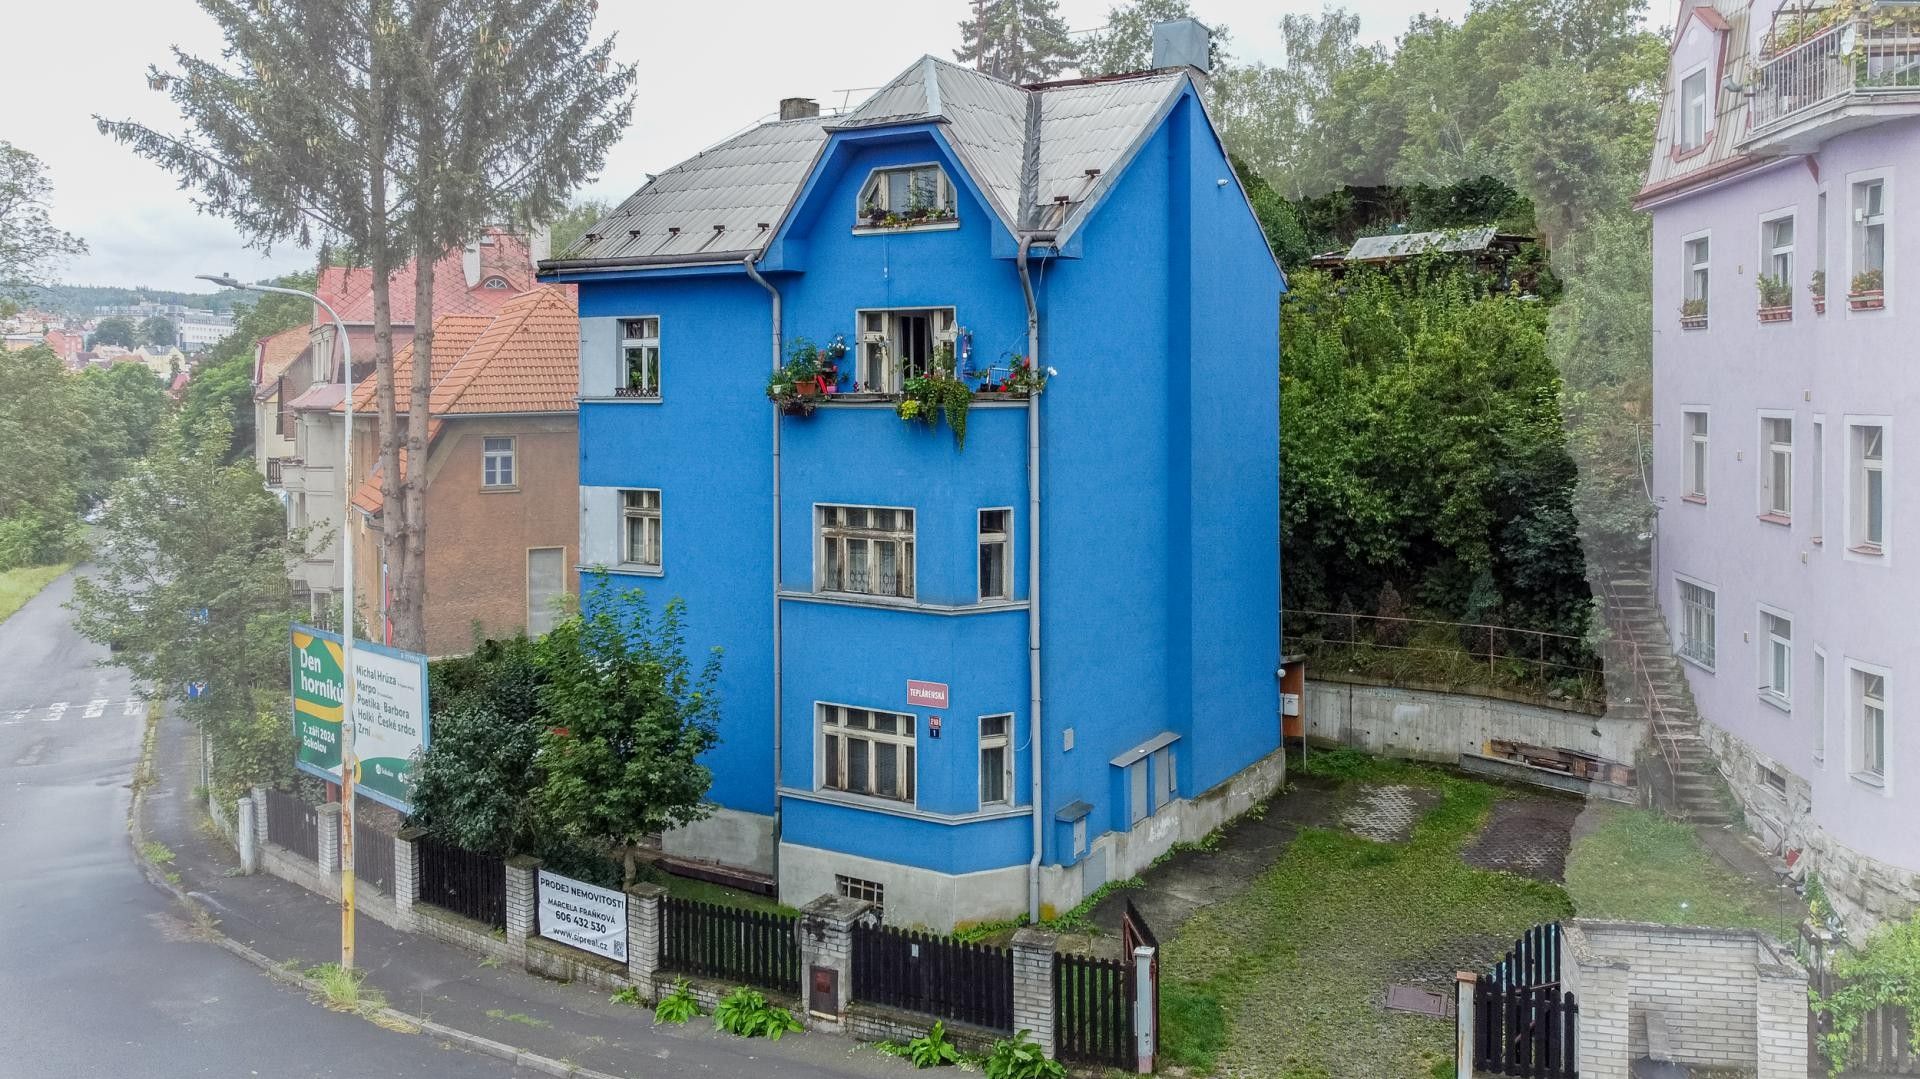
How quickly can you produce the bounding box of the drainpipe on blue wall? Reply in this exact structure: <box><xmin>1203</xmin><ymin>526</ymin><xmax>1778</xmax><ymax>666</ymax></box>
<box><xmin>745</xmin><ymin>254</ymin><xmax>783</xmax><ymax>881</ymax></box>
<box><xmin>1017</xmin><ymin>231</ymin><xmax>1056</xmax><ymax>923</ymax></box>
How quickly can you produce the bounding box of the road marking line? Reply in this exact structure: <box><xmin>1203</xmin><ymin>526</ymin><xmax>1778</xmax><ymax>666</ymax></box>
<box><xmin>84</xmin><ymin>698</ymin><xmax>109</xmax><ymax>719</ymax></box>
<box><xmin>2</xmin><ymin>709</ymin><xmax>26</xmax><ymax>725</ymax></box>
<box><xmin>42</xmin><ymin>702</ymin><xmax>69</xmax><ymax>722</ymax></box>
<box><xmin>123</xmin><ymin>698</ymin><xmax>142</xmax><ymax>715</ymax></box>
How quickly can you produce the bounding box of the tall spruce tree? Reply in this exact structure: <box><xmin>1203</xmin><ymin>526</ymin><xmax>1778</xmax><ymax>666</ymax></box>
<box><xmin>97</xmin><ymin>0</ymin><xmax>635</xmax><ymax>652</ymax></box>
<box><xmin>955</xmin><ymin>0</ymin><xmax>1078</xmax><ymax>84</ymax></box>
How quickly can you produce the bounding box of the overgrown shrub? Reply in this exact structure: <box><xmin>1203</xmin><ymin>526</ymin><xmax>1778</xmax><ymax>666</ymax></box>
<box><xmin>712</xmin><ymin>987</ymin><xmax>800</xmax><ymax>1040</ymax></box>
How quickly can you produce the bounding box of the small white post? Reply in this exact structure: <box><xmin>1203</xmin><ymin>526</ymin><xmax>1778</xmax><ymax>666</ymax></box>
<box><xmin>237</xmin><ymin>796</ymin><xmax>259</xmax><ymax>874</ymax></box>
<box><xmin>1133</xmin><ymin>945</ymin><xmax>1156</xmax><ymax>1074</ymax></box>
<box><xmin>1456</xmin><ymin>971</ymin><xmax>1477</xmax><ymax>1079</ymax></box>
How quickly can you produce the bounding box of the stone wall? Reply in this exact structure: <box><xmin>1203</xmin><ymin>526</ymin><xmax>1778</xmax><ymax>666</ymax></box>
<box><xmin>1700</xmin><ymin>717</ymin><xmax>1920</xmax><ymax>936</ymax></box>
<box><xmin>1561</xmin><ymin>919</ymin><xmax>1806</xmax><ymax>1079</ymax></box>
<box><xmin>1303</xmin><ymin>675</ymin><xmax>1644</xmax><ymax>770</ymax></box>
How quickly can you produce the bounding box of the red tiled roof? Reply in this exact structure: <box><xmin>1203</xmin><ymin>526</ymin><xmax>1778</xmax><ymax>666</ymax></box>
<box><xmin>344</xmin><ymin>285</ymin><xmax>578</xmax><ymax>517</ymax></box>
<box><xmin>253</xmin><ymin>326</ymin><xmax>309</xmax><ymax>389</ymax></box>
<box><xmin>316</xmin><ymin>228</ymin><xmax>539</xmax><ymax>328</ymax></box>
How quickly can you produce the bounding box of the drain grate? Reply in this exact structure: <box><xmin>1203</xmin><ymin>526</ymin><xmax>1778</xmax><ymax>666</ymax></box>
<box><xmin>1382</xmin><ymin>984</ymin><xmax>1453</xmax><ymax>1018</ymax></box>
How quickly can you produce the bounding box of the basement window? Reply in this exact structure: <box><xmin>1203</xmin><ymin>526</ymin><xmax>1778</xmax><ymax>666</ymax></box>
<box><xmin>836</xmin><ymin>874</ymin><xmax>885</xmax><ymax>916</ymax></box>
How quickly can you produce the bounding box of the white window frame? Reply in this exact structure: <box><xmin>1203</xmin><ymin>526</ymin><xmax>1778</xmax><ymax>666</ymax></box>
<box><xmin>1811</xmin><ymin>416</ymin><xmax>1826</xmax><ymax>544</ymax></box>
<box><xmin>818</xmin><ymin>702</ymin><xmax>917</xmax><ymax>804</ymax></box>
<box><xmin>1848</xmin><ymin>660</ymin><xmax>1891</xmax><ymax>792</ymax></box>
<box><xmin>855</xmin><ymin>307</ymin><xmax>957</xmax><ymax>393</ymax></box>
<box><xmin>978</xmin><ymin>714</ymin><xmax>1013</xmax><ymax>808</ymax></box>
<box><xmin>1761</xmin><ymin>209</ymin><xmax>1795</xmax><ymax>304</ymax></box>
<box><xmin>1760</xmin><ymin>411</ymin><xmax>1794</xmax><ymax>520</ymax></box>
<box><xmin>1683</xmin><ymin>230</ymin><xmax>1712</xmax><ymax>319</ymax></box>
<box><xmin>1846</xmin><ymin>416</ymin><xmax>1890</xmax><ymax>561</ymax></box>
<box><xmin>618</xmin><ymin>316</ymin><xmax>661</xmax><ymax>399</ymax></box>
<box><xmin>1676</xmin><ymin>573</ymin><xmax>1718</xmax><ymax>672</ymax></box>
<box><xmin>481</xmin><ymin>274</ymin><xmax>512</xmax><ymax>290</ymax></box>
<box><xmin>1758</xmin><ymin>604</ymin><xmax>1793</xmax><ymax>710</ymax></box>
<box><xmin>1679</xmin><ymin>64</ymin><xmax>1710</xmax><ymax>150</ymax></box>
<box><xmin>1813</xmin><ymin>646</ymin><xmax>1829</xmax><ymax>766</ymax></box>
<box><xmin>620</xmin><ymin>488</ymin><xmax>662</xmax><ymax>570</ymax></box>
<box><xmin>1847</xmin><ymin>168</ymin><xmax>1892</xmax><ymax>309</ymax></box>
<box><xmin>856</xmin><ymin>163</ymin><xmax>958</xmax><ymax>223</ymax></box>
<box><xmin>816</xmin><ymin>504</ymin><xmax>916</xmax><ymax>600</ymax></box>
<box><xmin>835</xmin><ymin>874</ymin><xmax>886</xmax><ymax>916</ymax></box>
<box><xmin>1684</xmin><ymin>408</ymin><xmax>1710</xmax><ymax>501</ymax></box>
<box><xmin>481</xmin><ymin>435</ymin><xmax>516</xmax><ymax>489</ymax></box>
<box><xmin>978</xmin><ymin>507</ymin><xmax>1012</xmax><ymax>602</ymax></box>
<box><xmin>526</xmin><ymin>546</ymin><xmax>566</xmax><ymax>636</ymax></box>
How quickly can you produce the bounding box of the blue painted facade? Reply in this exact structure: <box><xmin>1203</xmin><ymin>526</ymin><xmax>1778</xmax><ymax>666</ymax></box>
<box><xmin>547</xmin><ymin>71</ymin><xmax>1283</xmax><ymax>925</ymax></box>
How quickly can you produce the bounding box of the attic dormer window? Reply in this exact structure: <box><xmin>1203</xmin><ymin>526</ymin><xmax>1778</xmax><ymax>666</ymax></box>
<box><xmin>858</xmin><ymin>165</ymin><xmax>958</xmax><ymax>229</ymax></box>
<box><xmin>1679</xmin><ymin>67</ymin><xmax>1709</xmax><ymax>150</ymax></box>
<box><xmin>481</xmin><ymin>275</ymin><xmax>511</xmax><ymax>290</ymax></box>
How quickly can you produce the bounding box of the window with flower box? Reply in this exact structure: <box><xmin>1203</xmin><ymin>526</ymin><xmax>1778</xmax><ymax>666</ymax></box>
<box><xmin>1683</xmin><ymin>234</ymin><xmax>1711</xmax><ymax>326</ymax></box>
<box><xmin>1851</xmin><ymin>176</ymin><xmax>1888</xmax><ymax>309</ymax></box>
<box><xmin>857</xmin><ymin>165</ymin><xmax>957</xmax><ymax>228</ymax></box>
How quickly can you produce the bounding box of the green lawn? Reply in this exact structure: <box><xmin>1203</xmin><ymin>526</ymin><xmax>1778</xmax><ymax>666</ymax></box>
<box><xmin>1159</xmin><ymin>753</ymin><xmax>1573</xmax><ymax>1078</ymax></box>
<box><xmin>1564</xmin><ymin>802</ymin><xmax>1796</xmax><ymax>937</ymax></box>
<box><xmin>0</xmin><ymin>563</ymin><xmax>70</xmax><ymax>625</ymax></box>
<box><xmin>630</xmin><ymin>863</ymin><xmax>797</xmax><ymax>916</ymax></box>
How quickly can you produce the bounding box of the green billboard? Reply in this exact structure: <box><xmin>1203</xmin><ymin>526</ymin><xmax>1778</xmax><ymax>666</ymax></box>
<box><xmin>290</xmin><ymin>624</ymin><xmax>429</xmax><ymax>812</ymax></box>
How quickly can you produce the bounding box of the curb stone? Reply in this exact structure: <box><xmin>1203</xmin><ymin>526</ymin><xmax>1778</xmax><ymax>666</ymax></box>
<box><xmin>125</xmin><ymin>703</ymin><xmax>628</xmax><ymax>1079</ymax></box>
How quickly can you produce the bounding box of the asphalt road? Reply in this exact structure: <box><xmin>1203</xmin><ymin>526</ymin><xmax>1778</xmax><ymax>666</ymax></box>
<box><xmin>0</xmin><ymin>571</ymin><xmax>526</xmax><ymax>1077</ymax></box>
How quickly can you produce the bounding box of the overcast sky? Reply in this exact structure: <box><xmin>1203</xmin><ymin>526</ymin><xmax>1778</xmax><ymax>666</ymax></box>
<box><xmin>2</xmin><ymin>0</ymin><xmax>1672</xmax><ymax>294</ymax></box>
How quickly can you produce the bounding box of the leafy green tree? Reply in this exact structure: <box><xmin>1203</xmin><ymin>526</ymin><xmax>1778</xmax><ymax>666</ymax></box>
<box><xmin>69</xmin><ymin>411</ymin><xmax>298</xmax><ymax>794</ymax></box>
<box><xmin>72</xmin><ymin>361</ymin><xmax>173</xmax><ymax>504</ymax></box>
<box><xmin>137</xmin><ymin>315</ymin><xmax>177</xmax><ymax>347</ymax></box>
<box><xmin>536</xmin><ymin>585</ymin><xmax>721</xmax><ymax>884</ymax></box>
<box><xmin>99</xmin><ymin>0</ymin><xmax>637</xmax><ymax>654</ymax></box>
<box><xmin>548</xmin><ymin>197</ymin><xmax>610</xmax><ymax>259</ymax></box>
<box><xmin>1079</xmin><ymin>0</ymin><xmax>1228</xmax><ymax>76</ymax></box>
<box><xmin>0</xmin><ymin>346</ymin><xmax>85</xmax><ymax>569</ymax></box>
<box><xmin>0</xmin><ymin>142</ymin><xmax>87</xmax><ymax>316</ymax></box>
<box><xmin>90</xmin><ymin>316</ymin><xmax>138</xmax><ymax>349</ymax></box>
<box><xmin>955</xmin><ymin>0</ymin><xmax>1078</xmax><ymax>84</ymax></box>
<box><xmin>410</xmin><ymin>637</ymin><xmax>548</xmax><ymax>855</ymax></box>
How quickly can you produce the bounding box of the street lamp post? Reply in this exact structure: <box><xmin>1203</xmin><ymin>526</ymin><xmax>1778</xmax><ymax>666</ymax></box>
<box><xmin>200</xmin><ymin>273</ymin><xmax>358</xmax><ymax>969</ymax></box>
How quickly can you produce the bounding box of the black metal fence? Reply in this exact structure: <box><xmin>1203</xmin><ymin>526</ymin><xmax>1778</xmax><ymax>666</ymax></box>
<box><xmin>263</xmin><ymin>788</ymin><xmax>319</xmax><ymax>862</ymax></box>
<box><xmin>1055</xmin><ymin>952</ymin><xmax>1134</xmax><ymax>1068</ymax></box>
<box><xmin>658</xmin><ymin>897</ymin><xmax>800</xmax><ymax>993</ymax></box>
<box><xmin>851</xmin><ymin>924</ymin><xmax>1013</xmax><ymax>1033</ymax></box>
<box><xmin>415</xmin><ymin>834</ymin><xmax>506</xmax><ymax>928</ymax></box>
<box><xmin>1472</xmin><ymin>982</ymin><xmax>1578</xmax><ymax>1078</ymax></box>
<box><xmin>352</xmin><ymin>810</ymin><xmax>393</xmax><ymax>896</ymax></box>
<box><xmin>1488</xmin><ymin>922</ymin><xmax>1561</xmax><ymax>991</ymax></box>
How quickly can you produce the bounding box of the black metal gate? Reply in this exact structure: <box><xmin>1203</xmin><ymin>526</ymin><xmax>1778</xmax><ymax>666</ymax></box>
<box><xmin>1472</xmin><ymin>922</ymin><xmax>1578</xmax><ymax>1078</ymax></box>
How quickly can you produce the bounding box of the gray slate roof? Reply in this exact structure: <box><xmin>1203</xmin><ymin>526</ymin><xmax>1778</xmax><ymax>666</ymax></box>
<box><xmin>549</xmin><ymin>56</ymin><xmax>1192</xmax><ymax>268</ymax></box>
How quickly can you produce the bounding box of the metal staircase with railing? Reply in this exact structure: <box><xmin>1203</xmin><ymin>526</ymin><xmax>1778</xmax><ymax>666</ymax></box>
<box><xmin>1596</xmin><ymin>565</ymin><xmax>1734</xmax><ymax>825</ymax></box>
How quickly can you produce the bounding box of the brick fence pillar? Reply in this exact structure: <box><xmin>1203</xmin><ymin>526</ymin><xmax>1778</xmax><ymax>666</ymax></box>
<box><xmin>250</xmin><ymin>785</ymin><xmax>268</xmax><ymax>844</ymax></box>
<box><xmin>316</xmin><ymin>802</ymin><xmax>341</xmax><ymax>872</ymax></box>
<box><xmin>393</xmin><ymin>827</ymin><xmax>422</xmax><ymax>928</ymax></box>
<box><xmin>505</xmin><ymin>856</ymin><xmax>539</xmax><ymax>960</ymax></box>
<box><xmin>797</xmin><ymin>893</ymin><xmax>875</xmax><ymax>1033</ymax></box>
<box><xmin>1012</xmin><ymin>927</ymin><xmax>1060</xmax><ymax>1059</ymax></box>
<box><xmin>236</xmin><ymin>796</ymin><xmax>259</xmax><ymax>875</ymax></box>
<box><xmin>624</xmin><ymin>881</ymin><xmax>666</xmax><ymax>992</ymax></box>
<box><xmin>1754</xmin><ymin>955</ymin><xmax>1809</xmax><ymax>1079</ymax></box>
<box><xmin>1563</xmin><ymin>924</ymin><xmax>1632</xmax><ymax>1079</ymax></box>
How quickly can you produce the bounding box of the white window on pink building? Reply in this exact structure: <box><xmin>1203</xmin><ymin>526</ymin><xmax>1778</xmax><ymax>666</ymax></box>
<box><xmin>1685</xmin><ymin>411</ymin><xmax>1709</xmax><ymax>500</ymax></box>
<box><xmin>1761</xmin><ymin>415</ymin><xmax>1794</xmax><ymax>519</ymax></box>
<box><xmin>1679</xmin><ymin>67</ymin><xmax>1709</xmax><ymax>150</ymax></box>
<box><xmin>1850</xmin><ymin>422</ymin><xmax>1887</xmax><ymax>554</ymax></box>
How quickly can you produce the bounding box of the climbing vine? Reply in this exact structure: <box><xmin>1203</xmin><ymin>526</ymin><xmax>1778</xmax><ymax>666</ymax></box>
<box><xmin>1811</xmin><ymin>910</ymin><xmax>1920</xmax><ymax>1075</ymax></box>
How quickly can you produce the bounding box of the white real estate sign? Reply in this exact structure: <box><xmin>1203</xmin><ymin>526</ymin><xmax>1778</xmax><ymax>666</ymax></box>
<box><xmin>536</xmin><ymin>870</ymin><xmax>627</xmax><ymax>961</ymax></box>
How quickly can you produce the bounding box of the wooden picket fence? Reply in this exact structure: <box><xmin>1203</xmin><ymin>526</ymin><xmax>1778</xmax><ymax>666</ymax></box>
<box><xmin>851</xmin><ymin>924</ymin><xmax>1014</xmax><ymax>1032</ymax></box>
<box><xmin>1472</xmin><ymin>922</ymin><xmax>1578</xmax><ymax>1078</ymax></box>
<box><xmin>659</xmin><ymin>897</ymin><xmax>800</xmax><ymax>993</ymax></box>
<box><xmin>1055</xmin><ymin>951</ymin><xmax>1134</xmax><ymax>1068</ymax></box>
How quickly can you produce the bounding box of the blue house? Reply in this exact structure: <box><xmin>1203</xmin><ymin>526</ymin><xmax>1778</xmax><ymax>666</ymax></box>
<box><xmin>540</xmin><ymin>23</ymin><xmax>1285</xmax><ymax>930</ymax></box>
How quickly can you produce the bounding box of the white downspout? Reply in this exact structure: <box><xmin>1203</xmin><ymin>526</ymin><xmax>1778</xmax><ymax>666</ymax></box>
<box><xmin>745</xmin><ymin>255</ymin><xmax>783</xmax><ymax>879</ymax></box>
<box><xmin>1017</xmin><ymin>231</ymin><xmax>1055</xmax><ymax>922</ymax></box>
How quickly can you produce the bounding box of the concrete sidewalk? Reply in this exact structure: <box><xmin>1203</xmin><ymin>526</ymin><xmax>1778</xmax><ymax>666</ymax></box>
<box><xmin>145</xmin><ymin>706</ymin><xmax>907</xmax><ymax>1079</ymax></box>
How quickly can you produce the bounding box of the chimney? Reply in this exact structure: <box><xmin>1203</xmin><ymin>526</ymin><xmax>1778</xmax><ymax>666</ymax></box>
<box><xmin>1152</xmin><ymin>18</ymin><xmax>1213</xmax><ymax>80</ymax></box>
<box><xmin>779</xmin><ymin>97</ymin><xmax>820</xmax><ymax>121</ymax></box>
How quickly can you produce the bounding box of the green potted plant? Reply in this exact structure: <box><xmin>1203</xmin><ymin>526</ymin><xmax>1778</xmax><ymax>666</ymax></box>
<box><xmin>1680</xmin><ymin>296</ymin><xmax>1709</xmax><ymax>329</ymax></box>
<box><xmin>862</xmin><ymin>202</ymin><xmax>886</xmax><ymax>227</ymax></box>
<box><xmin>766</xmin><ymin>341</ymin><xmax>823</xmax><ymax>416</ymax></box>
<box><xmin>1811</xmin><ymin>269</ymin><xmax>1827</xmax><ymax>315</ymax></box>
<box><xmin>1850</xmin><ymin>267</ymin><xmax>1885</xmax><ymax>311</ymax></box>
<box><xmin>1003</xmin><ymin>355</ymin><xmax>1054</xmax><ymax>396</ymax></box>
<box><xmin>896</xmin><ymin>342</ymin><xmax>972</xmax><ymax>448</ymax></box>
<box><xmin>1757</xmin><ymin>274</ymin><xmax>1794</xmax><ymax>322</ymax></box>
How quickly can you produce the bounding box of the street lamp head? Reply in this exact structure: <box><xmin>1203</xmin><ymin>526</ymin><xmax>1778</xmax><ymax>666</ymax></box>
<box><xmin>196</xmin><ymin>273</ymin><xmax>245</xmax><ymax>289</ymax></box>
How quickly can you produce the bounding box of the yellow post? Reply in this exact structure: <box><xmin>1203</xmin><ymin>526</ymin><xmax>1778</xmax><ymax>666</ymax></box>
<box><xmin>340</xmin><ymin>667</ymin><xmax>356</xmax><ymax>970</ymax></box>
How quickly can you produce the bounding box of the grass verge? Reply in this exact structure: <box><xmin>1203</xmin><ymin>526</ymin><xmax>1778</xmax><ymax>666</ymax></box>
<box><xmin>305</xmin><ymin>963</ymin><xmax>388</xmax><ymax>1014</ymax></box>
<box><xmin>1159</xmin><ymin>754</ymin><xmax>1572</xmax><ymax>1078</ymax></box>
<box><xmin>1564</xmin><ymin>802</ymin><xmax>1795</xmax><ymax>936</ymax></box>
<box><xmin>0</xmin><ymin>563</ymin><xmax>71</xmax><ymax>625</ymax></box>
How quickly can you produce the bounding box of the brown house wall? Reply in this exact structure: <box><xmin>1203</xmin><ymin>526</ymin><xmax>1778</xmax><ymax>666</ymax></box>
<box><xmin>353</xmin><ymin>414</ymin><xmax>578</xmax><ymax>657</ymax></box>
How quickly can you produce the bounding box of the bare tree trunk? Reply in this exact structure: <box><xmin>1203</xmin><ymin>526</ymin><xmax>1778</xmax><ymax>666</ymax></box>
<box><xmin>394</xmin><ymin>250</ymin><xmax>434</xmax><ymax>654</ymax></box>
<box><xmin>370</xmin><ymin>163</ymin><xmax>404</xmax><ymax>651</ymax></box>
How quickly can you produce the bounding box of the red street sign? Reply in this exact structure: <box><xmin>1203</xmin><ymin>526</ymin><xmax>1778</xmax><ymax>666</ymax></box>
<box><xmin>907</xmin><ymin>680</ymin><xmax>949</xmax><ymax>709</ymax></box>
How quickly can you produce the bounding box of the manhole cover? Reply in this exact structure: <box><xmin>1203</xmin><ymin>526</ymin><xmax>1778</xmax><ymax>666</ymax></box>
<box><xmin>1382</xmin><ymin>985</ymin><xmax>1452</xmax><ymax>1018</ymax></box>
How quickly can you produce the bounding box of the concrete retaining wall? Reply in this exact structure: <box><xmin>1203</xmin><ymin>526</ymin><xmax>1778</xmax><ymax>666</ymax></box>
<box><xmin>1304</xmin><ymin>676</ymin><xmax>1644</xmax><ymax>768</ymax></box>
